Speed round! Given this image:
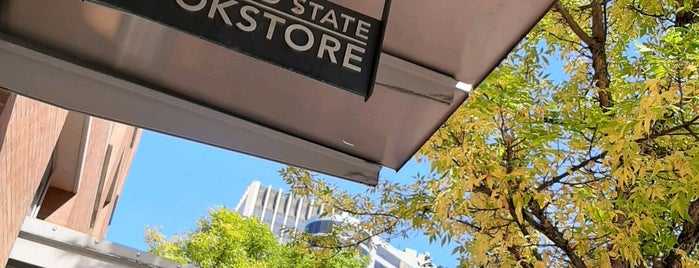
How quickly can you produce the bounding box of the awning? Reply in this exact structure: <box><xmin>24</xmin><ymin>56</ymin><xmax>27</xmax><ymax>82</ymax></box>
<box><xmin>0</xmin><ymin>0</ymin><xmax>553</xmax><ymax>185</ymax></box>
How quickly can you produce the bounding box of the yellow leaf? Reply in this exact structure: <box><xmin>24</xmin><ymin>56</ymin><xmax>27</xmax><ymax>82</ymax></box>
<box><xmin>600</xmin><ymin>251</ymin><xmax>612</xmax><ymax>268</ymax></box>
<box><xmin>512</xmin><ymin>193</ymin><xmax>524</xmax><ymax>223</ymax></box>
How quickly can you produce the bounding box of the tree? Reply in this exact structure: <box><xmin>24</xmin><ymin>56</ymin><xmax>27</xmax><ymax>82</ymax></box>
<box><xmin>145</xmin><ymin>207</ymin><xmax>368</xmax><ymax>268</ymax></box>
<box><xmin>281</xmin><ymin>0</ymin><xmax>699</xmax><ymax>267</ymax></box>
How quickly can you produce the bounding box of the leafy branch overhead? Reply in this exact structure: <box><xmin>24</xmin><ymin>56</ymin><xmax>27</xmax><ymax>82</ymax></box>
<box><xmin>282</xmin><ymin>0</ymin><xmax>699</xmax><ymax>267</ymax></box>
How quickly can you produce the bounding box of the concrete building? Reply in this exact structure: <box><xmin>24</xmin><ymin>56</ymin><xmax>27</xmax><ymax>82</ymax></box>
<box><xmin>305</xmin><ymin>214</ymin><xmax>434</xmax><ymax>268</ymax></box>
<box><xmin>235</xmin><ymin>181</ymin><xmax>433</xmax><ymax>268</ymax></box>
<box><xmin>1</xmin><ymin>89</ymin><xmax>183</xmax><ymax>267</ymax></box>
<box><xmin>235</xmin><ymin>181</ymin><xmax>326</xmax><ymax>242</ymax></box>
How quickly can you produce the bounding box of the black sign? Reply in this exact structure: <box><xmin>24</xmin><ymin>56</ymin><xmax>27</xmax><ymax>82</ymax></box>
<box><xmin>88</xmin><ymin>0</ymin><xmax>383</xmax><ymax>97</ymax></box>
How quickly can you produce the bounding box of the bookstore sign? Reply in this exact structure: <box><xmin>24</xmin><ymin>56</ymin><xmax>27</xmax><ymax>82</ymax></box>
<box><xmin>89</xmin><ymin>0</ymin><xmax>384</xmax><ymax>97</ymax></box>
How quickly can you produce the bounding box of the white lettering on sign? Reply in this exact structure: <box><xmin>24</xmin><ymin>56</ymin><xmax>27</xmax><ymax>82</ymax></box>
<box><xmin>285</xmin><ymin>24</ymin><xmax>314</xmax><ymax>51</ymax></box>
<box><xmin>355</xmin><ymin>20</ymin><xmax>370</xmax><ymax>40</ymax></box>
<box><xmin>291</xmin><ymin>0</ymin><xmax>305</xmax><ymax>15</ymax></box>
<box><xmin>176</xmin><ymin>0</ymin><xmax>207</xmax><ymax>11</ymax></box>
<box><xmin>208</xmin><ymin>0</ymin><xmax>239</xmax><ymax>26</ymax></box>
<box><xmin>320</xmin><ymin>10</ymin><xmax>338</xmax><ymax>29</ymax></box>
<box><xmin>308</xmin><ymin>1</ymin><xmax>324</xmax><ymax>20</ymax></box>
<box><xmin>343</xmin><ymin>43</ymin><xmax>364</xmax><ymax>72</ymax></box>
<box><xmin>263</xmin><ymin>12</ymin><xmax>286</xmax><ymax>40</ymax></box>
<box><xmin>174</xmin><ymin>0</ymin><xmax>374</xmax><ymax>73</ymax></box>
<box><xmin>318</xmin><ymin>34</ymin><xmax>340</xmax><ymax>64</ymax></box>
<box><xmin>237</xmin><ymin>6</ymin><xmax>259</xmax><ymax>32</ymax></box>
<box><xmin>339</xmin><ymin>13</ymin><xmax>355</xmax><ymax>33</ymax></box>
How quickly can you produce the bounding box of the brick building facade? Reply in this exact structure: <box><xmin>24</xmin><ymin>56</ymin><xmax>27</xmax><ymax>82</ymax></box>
<box><xmin>0</xmin><ymin>88</ymin><xmax>141</xmax><ymax>266</ymax></box>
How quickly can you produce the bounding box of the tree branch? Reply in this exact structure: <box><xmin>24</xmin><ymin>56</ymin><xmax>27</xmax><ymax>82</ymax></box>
<box><xmin>523</xmin><ymin>202</ymin><xmax>587</xmax><ymax>268</ymax></box>
<box><xmin>628</xmin><ymin>0</ymin><xmax>670</xmax><ymax>20</ymax></box>
<box><xmin>636</xmin><ymin>115</ymin><xmax>699</xmax><ymax>143</ymax></box>
<box><xmin>557</xmin><ymin>176</ymin><xmax>609</xmax><ymax>187</ymax></box>
<box><xmin>673</xmin><ymin>0</ymin><xmax>699</xmax><ymax>27</ymax></box>
<box><xmin>537</xmin><ymin>152</ymin><xmax>608</xmax><ymax>191</ymax></box>
<box><xmin>506</xmin><ymin>198</ymin><xmax>543</xmax><ymax>263</ymax></box>
<box><xmin>683</xmin><ymin>125</ymin><xmax>699</xmax><ymax>142</ymax></box>
<box><xmin>547</xmin><ymin>31</ymin><xmax>585</xmax><ymax>48</ymax></box>
<box><xmin>455</xmin><ymin>218</ymin><xmax>483</xmax><ymax>232</ymax></box>
<box><xmin>590</xmin><ymin>0</ymin><xmax>607</xmax><ymax>44</ymax></box>
<box><xmin>554</xmin><ymin>1</ymin><xmax>596</xmax><ymax>46</ymax></box>
<box><xmin>662</xmin><ymin>200</ymin><xmax>699</xmax><ymax>268</ymax></box>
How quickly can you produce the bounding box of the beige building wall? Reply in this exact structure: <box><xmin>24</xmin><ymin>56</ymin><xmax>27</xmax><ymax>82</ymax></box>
<box><xmin>0</xmin><ymin>89</ymin><xmax>141</xmax><ymax>265</ymax></box>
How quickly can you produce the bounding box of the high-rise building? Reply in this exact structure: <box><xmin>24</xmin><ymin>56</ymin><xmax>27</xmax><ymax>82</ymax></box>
<box><xmin>304</xmin><ymin>214</ymin><xmax>435</xmax><ymax>268</ymax></box>
<box><xmin>1</xmin><ymin>89</ymin><xmax>186</xmax><ymax>267</ymax></box>
<box><xmin>235</xmin><ymin>181</ymin><xmax>434</xmax><ymax>268</ymax></box>
<box><xmin>235</xmin><ymin>181</ymin><xmax>326</xmax><ymax>242</ymax></box>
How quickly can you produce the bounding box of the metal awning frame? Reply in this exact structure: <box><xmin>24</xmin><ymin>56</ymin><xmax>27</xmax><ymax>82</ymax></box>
<box><xmin>0</xmin><ymin>34</ymin><xmax>384</xmax><ymax>185</ymax></box>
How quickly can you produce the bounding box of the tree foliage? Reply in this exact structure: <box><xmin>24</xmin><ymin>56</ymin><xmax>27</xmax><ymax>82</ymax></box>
<box><xmin>282</xmin><ymin>0</ymin><xmax>699</xmax><ymax>267</ymax></box>
<box><xmin>145</xmin><ymin>207</ymin><xmax>368</xmax><ymax>268</ymax></box>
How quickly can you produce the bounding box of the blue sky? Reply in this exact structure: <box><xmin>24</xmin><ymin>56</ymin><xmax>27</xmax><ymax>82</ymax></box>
<box><xmin>106</xmin><ymin>130</ymin><xmax>459</xmax><ymax>267</ymax></box>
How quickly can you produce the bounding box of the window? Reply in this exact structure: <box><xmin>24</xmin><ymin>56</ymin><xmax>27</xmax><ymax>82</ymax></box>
<box><xmin>103</xmin><ymin>154</ymin><xmax>123</xmax><ymax>208</ymax></box>
<box><xmin>305</xmin><ymin>220</ymin><xmax>333</xmax><ymax>234</ymax></box>
<box><xmin>304</xmin><ymin>221</ymin><xmax>315</xmax><ymax>233</ymax></box>
<box><xmin>266</xmin><ymin>190</ymin><xmax>278</xmax><ymax>213</ymax></box>
<box><xmin>6</xmin><ymin>259</ymin><xmax>42</xmax><ymax>268</ymax></box>
<box><xmin>297</xmin><ymin>204</ymin><xmax>306</xmax><ymax>220</ymax></box>
<box><xmin>108</xmin><ymin>196</ymin><xmax>119</xmax><ymax>226</ymax></box>
<box><xmin>374</xmin><ymin>263</ymin><xmax>388</xmax><ymax>268</ymax></box>
<box><xmin>263</xmin><ymin>213</ymin><xmax>274</xmax><ymax>224</ymax></box>
<box><xmin>319</xmin><ymin>220</ymin><xmax>332</xmax><ymax>233</ymax></box>
<box><xmin>253</xmin><ymin>208</ymin><xmax>263</xmax><ymax>218</ymax></box>
<box><xmin>255</xmin><ymin>188</ymin><xmax>267</xmax><ymax>205</ymax></box>
<box><xmin>89</xmin><ymin>144</ymin><xmax>113</xmax><ymax>229</ymax></box>
<box><xmin>29</xmin><ymin>155</ymin><xmax>53</xmax><ymax>218</ymax></box>
<box><xmin>129</xmin><ymin>128</ymin><xmax>138</xmax><ymax>148</ymax></box>
<box><xmin>277</xmin><ymin>194</ymin><xmax>290</xmax><ymax>217</ymax></box>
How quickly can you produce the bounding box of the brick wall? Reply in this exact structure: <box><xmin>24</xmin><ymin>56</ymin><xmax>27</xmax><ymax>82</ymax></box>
<box><xmin>40</xmin><ymin>118</ymin><xmax>141</xmax><ymax>238</ymax></box>
<box><xmin>39</xmin><ymin>118</ymin><xmax>111</xmax><ymax>234</ymax></box>
<box><xmin>0</xmin><ymin>93</ymin><xmax>68</xmax><ymax>266</ymax></box>
<box><xmin>91</xmin><ymin>128</ymin><xmax>141</xmax><ymax>238</ymax></box>
<box><xmin>0</xmin><ymin>88</ymin><xmax>142</xmax><ymax>266</ymax></box>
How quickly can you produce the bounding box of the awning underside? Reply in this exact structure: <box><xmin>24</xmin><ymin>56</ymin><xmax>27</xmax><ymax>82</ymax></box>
<box><xmin>0</xmin><ymin>0</ymin><xmax>553</xmax><ymax>185</ymax></box>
